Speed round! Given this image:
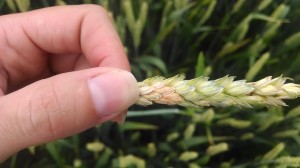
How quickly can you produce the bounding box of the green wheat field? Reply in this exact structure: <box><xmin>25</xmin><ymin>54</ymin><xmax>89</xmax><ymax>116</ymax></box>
<box><xmin>1</xmin><ymin>0</ymin><xmax>300</xmax><ymax>167</ymax></box>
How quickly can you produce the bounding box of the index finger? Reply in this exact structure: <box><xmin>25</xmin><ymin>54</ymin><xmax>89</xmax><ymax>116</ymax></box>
<box><xmin>20</xmin><ymin>4</ymin><xmax>130</xmax><ymax>70</ymax></box>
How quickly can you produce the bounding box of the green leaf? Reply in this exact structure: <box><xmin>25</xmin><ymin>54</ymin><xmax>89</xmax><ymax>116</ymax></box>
<box><xmin>120</xmin><ymin>121</ymin><xmax>158</xmax><ymax>131</ymax></box>
<box><xmin>216</xmin><ymin>39</ymin><xmax>250</xmax><ymax>59</ymax></box>
<box><xmin>251</xmin><ymin>13</ymin><xmax>283</xmax><ymax>23</ymax></box>
<box><xmin>270</xmin><ymin>4</ymin><xmax>290</xmax><ymax>20</ymax></box>
<box><xmin>229</xmin><ymin>15</ymin><xmax>251</xmax><ymax>42</ymax></box>
<box><xmin>245</xmin><ymin>52</ymin><xmax>270</xmax><ymax>81</ymax></box>
<box><xmin>198</xmin><ymin>0</ymin><xmax>216</xmax><ymax>25</ymax></box>
<box><xmin>156</xmin><ymin>23</ymin><xmax>176</xmax><ymax>43</ymax></box>
<box><xmin>55</xmin><ymin>0</ymin><xmax>67</xmax><ymax>5</ymax></box>
<box><xmin>123</xmin><ymin>0</ymin><xmax>148</xmax><ymax>49</ymax></box>
<box><xmin>95</xmin><ymin>148</ymin><xmax>113</xmax><ymax>167</ymax></box>
<box><xmin>286</xmin><ymin>106</ymin><xmax>300</xmax><ymax>119</ymax></box>
<box><xmin>195</xmin><ymin>52</ymin><xmax>205</xmax><ymax>77</ymax></box>
<box><xmin>46</xmin><ymin>142</ymin><xmax>63</xmax><ymax>166</ymax></box>
<box><xmin>179</xmin><ymin>136</ymin><xmax>208</xmax><ymax>149</ymax></box>
<box><xmin>257</xmin><ymin>0</ymin><xmax>272</xmax><ymax>11</ymax></box>
<box><xmin>15</xmin><ymin>0</ymin><xmax>30</xmax><ymax>12</ymax></box>
<box><xmin>9</xmin><ymin>154</ymin><xmax>18</xmax><ymax>168</ymax></box>
<box><xmin>6</xmin><ymin>0</ymin><xmax>17</xmax><ymax>12</ymax></box>
<box><xmin>137</xmin><ymin>56</ymin><xmax>168</xmax><ymax>74</ymax></box>
<box><xmin>232</xmin><ymin>0</ymin><xmax>246</xmax><ymax>14</ymax></box>
<box><xmin>286</xmin><ymin>53</ymin><xmax>300</xmax><ymax>75</ymax></box>
<box><xmin>283</xmin><ymin>32</ymin><xmax>300</xmax><ymax>51</ymax></box>
<box><xmin>128</xmin><ymin>108</ymin><xmax>182</xmax><ymax>117</ymax></box>
<box><xmin>0</xmin><ymin>0</ymin><xmax>6</xmax><ymax>9</ymax></box>
<box><xmin>169</xmin><ymin>2</ymin><xmax>195</xmax><ymax>22</ymax></box>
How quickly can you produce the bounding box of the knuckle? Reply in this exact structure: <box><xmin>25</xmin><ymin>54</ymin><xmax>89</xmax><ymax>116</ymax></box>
<box><xmin>82</xmin><ymin>4</ymin><xmax>108</xmax><ymax>15</ymax></box>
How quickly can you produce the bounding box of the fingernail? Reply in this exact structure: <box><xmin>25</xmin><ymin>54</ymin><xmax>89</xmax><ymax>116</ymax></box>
<box><xmin>87</xmin><ymin>70</ymin><xmax>138</xmax><ymax>120</ymax></box>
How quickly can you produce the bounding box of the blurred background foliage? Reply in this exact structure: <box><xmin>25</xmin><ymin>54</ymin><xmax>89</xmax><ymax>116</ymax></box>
<box><xmin>1</xmin><ymin>0</ymin><xmax>300</xmax><ymax>167</ymax></box>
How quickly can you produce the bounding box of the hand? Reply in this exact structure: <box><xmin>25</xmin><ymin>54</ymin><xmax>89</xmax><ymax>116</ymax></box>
<box><xmin>0</xmin><ymin>5</ymin><xmax>139</xmax><ymax>161</ymax></box>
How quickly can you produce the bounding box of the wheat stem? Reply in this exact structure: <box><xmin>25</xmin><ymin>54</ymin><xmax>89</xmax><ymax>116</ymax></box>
<box><xmin>136</xmin><ymin>75</ymin><xmax>300</xmax><ymax>108</ymax></box>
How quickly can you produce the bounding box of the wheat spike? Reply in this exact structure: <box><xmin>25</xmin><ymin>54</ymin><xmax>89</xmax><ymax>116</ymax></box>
<box><xmin>136</xmin><ymin>75</ymin><xmax>300</xmax><ymax>108</ymax></box>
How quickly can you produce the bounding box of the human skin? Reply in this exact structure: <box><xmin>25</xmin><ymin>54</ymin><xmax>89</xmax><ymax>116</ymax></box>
<box><xmin>0</xmin><ymin>5</ymin><xmax>139</xmax><ymax>161</ymax></box>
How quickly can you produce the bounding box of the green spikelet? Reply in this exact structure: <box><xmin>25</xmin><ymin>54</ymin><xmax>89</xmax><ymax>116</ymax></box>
<box><xmin>262</xmin><ymin>142</ymin><xmax>285</xmax><ymax>161</ymax></box>
<box><xmin>206</xmin><ymin>142</ymin><xmax>229</xmax><ymax>156</ymax></box>
<box><xmin>179</xmin><ymin>151</ymin><xmax>199</xmax><ymax>162</ymax></box>
<box><xmin>276</xmin><ymin>156</ymin><xmax>300</xmax><ymax>167</ymax></box>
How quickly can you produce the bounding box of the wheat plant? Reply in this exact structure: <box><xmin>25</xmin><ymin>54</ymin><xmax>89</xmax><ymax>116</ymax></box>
<box><xmin>3</xmin><ymin>1</ymin><xmax>300</xmax><ymax>168</ymax></box>
<box><xmin>137</xmin><ymin>75</ymin><xmax>300</xmax><ymax>108</ymax></box>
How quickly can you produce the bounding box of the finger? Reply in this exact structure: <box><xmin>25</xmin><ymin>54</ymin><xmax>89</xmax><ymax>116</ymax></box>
<box><xmin>0</xmin><ymin>65</ymin><xmax>7</xmax><ymax>95</ymax></box>
<box><xmin>0</xmin><ymin>5</ymin><xmax>129</xmax><ymax>88</ymax></box>
<box><xmin>24</xmin><ymin>5</ymin><xmax>130</xmax><ymax>69</ymax></box>
<box><xmin>0</xmin><ymin>68</ymin><xmax>138</xmax><ymax>161</ymax></box>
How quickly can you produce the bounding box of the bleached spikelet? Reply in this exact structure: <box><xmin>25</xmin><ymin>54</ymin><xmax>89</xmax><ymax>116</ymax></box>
<box><xmin>137</xmin><ymin>75</ymin><xmax>300</xmax><ymax>108</ymax></box>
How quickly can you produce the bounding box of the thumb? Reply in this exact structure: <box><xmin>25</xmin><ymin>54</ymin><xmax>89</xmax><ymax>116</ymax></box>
<box><xmin>0</xmin><ymin>68</ymin><xmax>138</xmax><ymax>161</ymax></box>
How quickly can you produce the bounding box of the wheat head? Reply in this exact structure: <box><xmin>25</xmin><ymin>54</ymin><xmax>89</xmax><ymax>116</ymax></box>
<box><xmin>136</xmin><ymin>75</ymin><xmax>300</xmax><ymax>108</ymax></box>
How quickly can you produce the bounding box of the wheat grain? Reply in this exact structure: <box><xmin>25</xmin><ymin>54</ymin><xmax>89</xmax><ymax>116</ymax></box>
<box><xmin>136</xmin><ymin>75</ymin><xmax>300</xmax><ymax>108</ymax></box>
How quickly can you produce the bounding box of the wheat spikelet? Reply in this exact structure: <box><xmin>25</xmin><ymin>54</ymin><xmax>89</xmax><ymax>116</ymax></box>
<box><xmin>136</xmin><ymin>75</ymin><xmax>300</xmax><ymax>108</ymax></box>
